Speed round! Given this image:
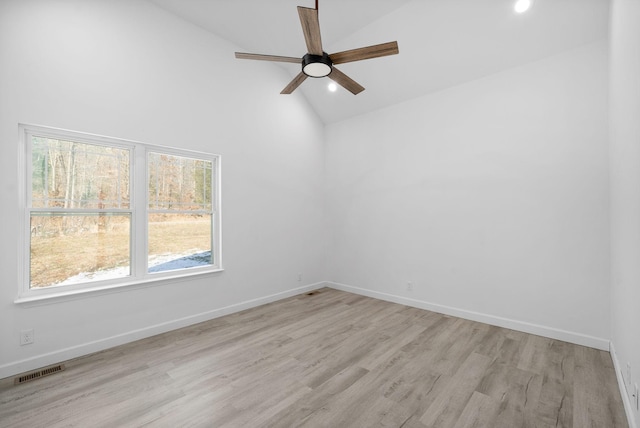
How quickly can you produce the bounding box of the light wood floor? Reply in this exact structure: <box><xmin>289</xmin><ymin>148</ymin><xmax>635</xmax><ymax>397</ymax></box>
<box><xmin>0</xmin><ymin>288</ymin><xmax>628</xmax><ymax>427</ymax></box>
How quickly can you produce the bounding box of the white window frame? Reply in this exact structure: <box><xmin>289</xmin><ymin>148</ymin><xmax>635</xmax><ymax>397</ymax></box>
<box><xmin>17</xmin><ymin>124</ymin><xmax>222</xmax><ymax>303</ymax></box>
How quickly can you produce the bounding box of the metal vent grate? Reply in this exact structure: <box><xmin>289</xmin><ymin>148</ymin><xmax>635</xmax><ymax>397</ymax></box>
<box><xmin>14</xmin><ymin>364</ymin><xmax>65</xmax><ymax>385</ymax></box>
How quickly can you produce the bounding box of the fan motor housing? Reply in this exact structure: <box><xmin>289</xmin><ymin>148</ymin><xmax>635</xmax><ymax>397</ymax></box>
<box><xmin>302</xmin><ymin>52</ymin><xmax>333</xmax><ymax>78</ymax></box>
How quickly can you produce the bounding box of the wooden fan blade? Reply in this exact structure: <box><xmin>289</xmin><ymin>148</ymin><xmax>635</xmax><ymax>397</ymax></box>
<box><xmin>330</xmin><ymin>41</ymin><xmax>399</xmax><ymax>65</ymax></box>
<box><xmin>298</xmin><ymin>6</ymin><xmax>323</xmax><ymax>55</ymax></box>
<box><xmin>281</xmin><ymin>72</ymin><xmax>308</xmax><ymax>94</ymax></box>
<box><xmin>328</xmin><ymin>67</ymin><xmax>365</xmax><ymax>95</ymax></box>
<box><xmin>235</xmin><ymin>52</ymin><xmax>301</xmax><ymax>64</ymax></box>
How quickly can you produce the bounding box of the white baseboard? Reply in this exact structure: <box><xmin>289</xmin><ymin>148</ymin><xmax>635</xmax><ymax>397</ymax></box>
<box><xmin>610</xmin><ymin>341</ymin><xmax>638</xmax><ymax>428</ymax></box>
<box><xmin>0</xmin><ymin>280</ymin><xmax>613</xmax><ymax>381</ymax></box>
<box><xmin>326</xmin><ymin>281</ymin><xmax>610</xmax><ymax>351</ymax></box>
<box><xmin>0</xmin><ymin>282</ymin><xmax>324</xmax><ymax>380</ymax></box>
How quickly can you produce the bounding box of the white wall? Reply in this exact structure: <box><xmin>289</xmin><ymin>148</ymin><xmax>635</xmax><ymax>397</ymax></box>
<box><xmin>610</xmin><ymin>0</ymin><xmax>640</xmax><ymax>426</ymax></box>
<box><xmin>325</xmin><ymin>42</ymin><xmax>611</xmax><ymax>348</ymax></box>
<box><xmin>0</xmin><ymin>0</ymin><xmax>325</xmax><ymax>378</ymax></box>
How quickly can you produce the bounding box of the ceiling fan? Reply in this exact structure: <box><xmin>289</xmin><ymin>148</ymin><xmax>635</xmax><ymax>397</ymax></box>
<box><xmin>234</xmin><ymin>1</ymin><xmax>399</xmax><ymax>95</ymax></box>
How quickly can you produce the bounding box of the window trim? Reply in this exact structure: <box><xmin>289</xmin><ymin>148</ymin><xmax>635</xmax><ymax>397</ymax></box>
<box><xmin>17</xmin><ymin>124</ymin><xmax>222</xmax><ymax>304</ymax></box>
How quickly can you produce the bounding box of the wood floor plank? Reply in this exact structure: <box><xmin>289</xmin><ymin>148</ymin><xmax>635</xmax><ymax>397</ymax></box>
<box><xmin>262</xmin><ymin>364</ymin><xmax>370</xmax><ymax>427</ymax></box>
<box><xmin>573</xmin><ymin>346</ymin><xmax>629</xmax><ymax>428</ymax></box>
<box><xmin>0</xmin><ymin>288</ymin><xmax>628</xmax><ymax>427</ymax></box>
<box><xmin>419</xmin><ymin>352</ymin><xmax>494</xmax><ymax>427</ymax></box>
<box><xmin>476</xmin><ymin>360</ymin><xmax>542</xmax><ymax>412</ymax></box>
<box><xmin>451</xmin><ymin>391</ymin><xmax>501</xmax><ymax>428</ymax></box>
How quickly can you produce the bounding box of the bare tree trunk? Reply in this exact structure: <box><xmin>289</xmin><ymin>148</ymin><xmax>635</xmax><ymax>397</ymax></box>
<box><xmin>64</xmin><ymin>143</ymin><xmax>77</xmax><ymax>209</ymax></box>
<box><xmin>179</xmin><ymin>159</ymin><xmax>184</xmax><ymax>200</ymax></box>
<box><xmin>48</xmin><ymin>143</ymin><xmax>58</xmax><ymax>197</ymax></box>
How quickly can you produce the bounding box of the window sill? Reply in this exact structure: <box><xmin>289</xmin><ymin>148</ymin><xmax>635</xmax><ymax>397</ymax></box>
<box><xmin>14</xmin><ymin>268</ymin><xmax>224</xmax><ymax>307</ymax></box>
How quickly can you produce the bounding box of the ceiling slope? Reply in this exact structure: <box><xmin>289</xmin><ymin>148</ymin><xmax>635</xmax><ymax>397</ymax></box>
<box><xmin>149</xmin><ymin>0</ymin><xmax>609</xmax><ymax>124</ymax></box>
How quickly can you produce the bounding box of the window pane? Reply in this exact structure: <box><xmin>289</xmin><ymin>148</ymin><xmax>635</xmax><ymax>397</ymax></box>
<box><xmin>31</xmin><ymin>137</ymin><xmax>130</xmax><ymax>209</ymax></box>
<box><xmin>148</xmin><ymin>153</ymin><xmax>212</xmax><ymax>211</ymax></box>
<box><xmin>148</xmin><ymin>213</ymin><xmax>212</xmax><ymax>273</ymax></box>
<box><xmin>30</xmin><ymin>213</ymin><xmax>131</xmax><ymax>288</ymax></box>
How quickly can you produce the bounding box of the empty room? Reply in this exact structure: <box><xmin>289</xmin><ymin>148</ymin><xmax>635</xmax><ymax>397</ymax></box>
<box><xmin>0</xmin><ymin>0</ymin><xmax>638</xmax><ymax>426</ymax></box>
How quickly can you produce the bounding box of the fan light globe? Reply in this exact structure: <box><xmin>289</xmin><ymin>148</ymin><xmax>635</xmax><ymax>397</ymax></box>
<box><xmin>302</xmin><ymin>52</ymin><xmax>333</xmax><ymax>77</ymax></box>
<box><xmin>303</xmin><ymin>62</ymin><xmax>332</xmax><ymax>77</ymax></box>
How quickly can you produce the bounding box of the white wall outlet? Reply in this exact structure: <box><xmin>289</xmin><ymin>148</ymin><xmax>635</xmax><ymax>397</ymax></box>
<box><xmin>20</xmin><ymin>329</ymin><xmax>34</xmax><ymax>346</ymax></box>
<box><xmin>406</xmin><ymin>281</ymin><xmax>413</xmax><ymax>291</ymax></box>
<box><xmin>297</xmin><ymin>273</ymin><xmax>302</xmax><ymax>282</ymax></box>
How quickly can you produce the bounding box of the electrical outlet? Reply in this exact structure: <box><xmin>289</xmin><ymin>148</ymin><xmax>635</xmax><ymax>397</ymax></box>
<box><xmin>297</xmin><ymin>273</ymin><xmax>302</xmax><ymax>282</ymax></box>
<box><xmin>20</xmin><ymin>329</ymin><xmax>34</xmax><ymax>346</ymax></box>
<box><xmin>406</xmin><ymin>281</ymin><xmax>413</xmax><ymax>291</ymax></box>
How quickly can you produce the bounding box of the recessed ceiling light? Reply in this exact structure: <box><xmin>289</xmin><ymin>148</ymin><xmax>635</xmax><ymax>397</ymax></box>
<box><xmin>328</xmin><ymin>82</ymin><xmax>338</xmax><ymax>92</ymax></box>
<box><xmin>514</xmin><ymin>0</ymin><xmax>533</xmax><ymax>14</ymax></box>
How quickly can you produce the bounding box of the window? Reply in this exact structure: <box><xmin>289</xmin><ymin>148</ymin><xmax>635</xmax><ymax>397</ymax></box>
<box><xmin>19</xmin><ymin>124</ymin><xmax>221</xmax><ymax>301</ymax></box>
<box><xmin>147</xmin><ymin>152</ymin><xmax>214</xmax><ymax>273</ymax></box>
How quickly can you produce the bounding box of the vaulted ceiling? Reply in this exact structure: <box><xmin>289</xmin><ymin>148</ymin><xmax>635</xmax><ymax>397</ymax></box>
<box><xmin>149</xmin><ymin>0</ymin><xmax>609</xmax><ymax>124</ymax></box>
